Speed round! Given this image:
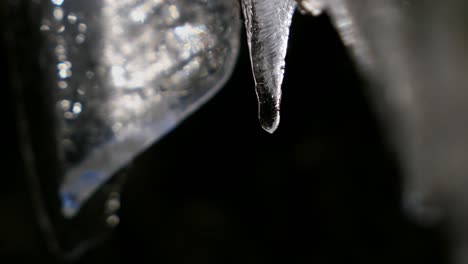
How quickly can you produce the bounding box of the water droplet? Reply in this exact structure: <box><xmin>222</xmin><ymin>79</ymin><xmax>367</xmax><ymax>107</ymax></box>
<box><xmin>59</xmin><ymin>69</ymin><xmax>72</xmax><ymax>79</ymax></box>
<box><xmin>40</xmin><ymin>24</ymin><xmax>50</xmax><ymax>31</ymax></box>
<box><xmin>57</xmin><ymin>25</ymin><xmax>65</xmax><ymax>33</ymax></box>
<box><xmin>67</xmin><ymin>13</ymin><xmax>77</xmax><ymax>24</ymax></box>
<box><xmin>77</xmin><ymin>88</ymin><xmax>85</xmax><ymax>95</ymax></box>
<box><xmin>58</xmin><ymin>55</ymin><xmax>67</xmax><ymax>62</ymax></box>
<box><xmin>58</xmin><ymin>80</ymin><xmax>68</xmax><ymax>89</ymax></box>
<box><xmin>86</xmin><ymin>71</ymin><xmax>95</xmax><ymax>79</ymax></box>
<box><xmin>72</xmin><ymin>102</ymin><xmax>82</xmax><ymax>114</ymax></box>
<box><xmin>51</xmin><ymin>0</ymin><xmax>64</xmax><ymax>6</ymax></box>
<box><xmin>57</xmin><ymin>61</ymin><xmax>71</xmax><ymax>70</ymax></box>
<box><xmin>64</xmin><ymin>111</ymin><xmax>75</xmax><ymax>119</ymax></box>
<box><xmin>78</xmin><ymin>23</ymin><xmax>87</xmax><ymax>33</ymax></box>
<box><xmin>55</xmin><ymin>45</ymin><xmax>66</xmax><ymax>56</ymax></box>
<box><xmin>258</xmin><ymin>94</ymin><xmax>280</xmax><ymax>133</ymax></box>
<box><xmin>53</xmin><ymin>7</ymin><xmax>64</xmax><ymax>21</ymax></box>
<box><xmin>61</xmin><ymin>192</ymin><xmax>78</xmax><ymax>218</ymax></box>
<box><xmin>106</xmin><ymin>214</ymin><xmax>120</xmax><ymax>227</ymax></box>
<box><xmin>106</xmin><ymin>192</ymin><xmax>121</xmax><ymax>213</ymax></box>
<box><xmin>75</xmin><ymin>34</ymin><xmax>86</xmax><ymax>44</ymax></box>
<box><xmin>60</xmin><ymin>99</ymin><xmax>71</xmax><ymax>110</ymax></box>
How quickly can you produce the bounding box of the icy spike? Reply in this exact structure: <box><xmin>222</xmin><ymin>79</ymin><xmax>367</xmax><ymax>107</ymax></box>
<box><xmin>241</xmin><ymin>0</ymin><xmax>296</xmax><ymax>133</ymax></box>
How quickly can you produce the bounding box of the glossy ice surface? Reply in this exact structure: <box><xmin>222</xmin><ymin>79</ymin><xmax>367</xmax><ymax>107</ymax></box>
<box><xmin>240</xmin><ymin>0</ymin><xmax>324</xmax><ymax>133</ymax></box>
<box><xmin>241</xmin><ymin>0</ymin><xmax>296</xmax><ymax>133</ymax></box>
<box><xmin>39</xmin><ymin>0</ymin><xmax>240</xmax><ymax>217</ymax></box>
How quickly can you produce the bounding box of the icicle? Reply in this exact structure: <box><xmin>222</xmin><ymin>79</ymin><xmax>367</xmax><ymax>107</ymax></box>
<box><xmin>241</xmin><ymin>0</ymin><xmax>297</xmax><ymax>133</ymax></box>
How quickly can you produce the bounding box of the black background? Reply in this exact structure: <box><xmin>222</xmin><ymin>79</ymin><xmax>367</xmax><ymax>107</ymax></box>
<box><xmin>2</xmin><ymin>10</ymin><xmax>447</xmax><ymax>264</ymax></box>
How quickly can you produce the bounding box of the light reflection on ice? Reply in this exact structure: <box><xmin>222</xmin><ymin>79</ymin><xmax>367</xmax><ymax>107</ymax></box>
<box><xmin>39</xmin><ymin>0</ymin><xmax>240</xmax><ymax>217</ymax></box>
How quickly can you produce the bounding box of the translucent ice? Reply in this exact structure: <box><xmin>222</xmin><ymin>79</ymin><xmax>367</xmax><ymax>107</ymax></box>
<box><xmin>241</xmin><ymin>0</ymin><xmax>296</xmax><ymax>133</ymax></box>
<box><xmin>241</xmin><ymin>0</ymin><xmax>324</xmax><ymax>133</ymax></box>
<box><xmin>39</xmin><ymin>0</ymin><xmax>241</xmax><ymax>217</ymax></box>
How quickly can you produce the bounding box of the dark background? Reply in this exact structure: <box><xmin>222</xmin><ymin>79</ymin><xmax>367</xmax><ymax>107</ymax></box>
<box><xmin>2</xmin><ymin>10</ymin><xmax>447</xmax><ymax>264</ymax></box>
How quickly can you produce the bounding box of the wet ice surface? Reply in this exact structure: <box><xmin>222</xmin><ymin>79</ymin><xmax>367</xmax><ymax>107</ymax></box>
<box><xmin>40</xmin><ymin>0</ymin><xmax>240</xmax><ymax>217</ymax></box>
<box><xmin>241</xmin><ymin>0</ymin><xmax>296</xmax><ymax>133</ymax></box>
<box><xmin>241</xmin><ymin>0</ymin><xmax>326</xmax><ymax>133</ymax></box>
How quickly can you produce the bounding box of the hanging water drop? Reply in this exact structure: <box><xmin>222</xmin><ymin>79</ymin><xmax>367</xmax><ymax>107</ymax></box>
<box><xmin>104</xmin><ymin>192</ymin><xmax>121</xmax><ymax>227</ymax></box>
<box><xmin>106</xmin><ymin>214</ymin><xmax>120</xmax><ymax>227</ymax></box>
<box><xmin>105</xmin><ymin>192</ymin><xmax>121</xmax><ymax>214</ymax></box>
